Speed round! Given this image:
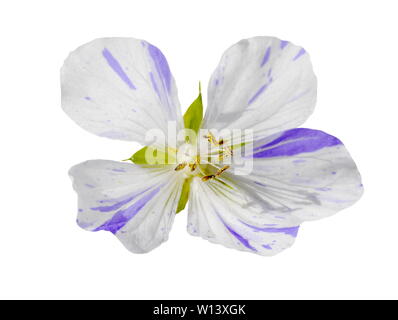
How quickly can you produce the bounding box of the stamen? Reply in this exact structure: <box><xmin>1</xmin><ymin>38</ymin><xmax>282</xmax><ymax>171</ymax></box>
<box><xmin>176</xmin><ymin>133</ymin><xmax>234</xmax><ymax>182</ymax></box>
<box><xmin>189</xmin><ymin>163</ymin><xmax>197</xmax><ymax>172</ymax></box>
<box><xmin>204</xmin><ymin>132</ymin><xmax>224</xmax><ymax>146</ymax></box>
<box><xmin>215</xmin><ymin>165</ymin><xmax>230</xmax><ymax>176</ymax></box>
<box><xmin>225</xmin><ymin>146</ymin><xmax>233</xmax><ymax>156</ymax></box>
<box><xmin>202</xmin><ymin>175</ymin><xmax>215</xmax><ymax>182</ymax></box>
<box><xmin>175</xmin><ymin>163</ymin><xmax>187</xmax><ymax>171</ymax></box>
<box><xmin>201</xmin><ymin>163</ymin><xmax>231</xmax><ymax>182</ymax></box>
<box><xmin>204</xmin><ymin>134</ymin><xmax>214</xmax><ymax>145</ymax></box>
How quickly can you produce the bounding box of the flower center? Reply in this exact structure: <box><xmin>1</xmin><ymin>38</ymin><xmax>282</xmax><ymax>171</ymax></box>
<box><xmin>174</xmin><ymin>132</ymin><xmax>232</xmax><ymax>181</ymax></box>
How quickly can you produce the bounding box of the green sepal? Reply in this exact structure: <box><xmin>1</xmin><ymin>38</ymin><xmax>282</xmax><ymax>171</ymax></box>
<box><xmin>125</xmin><ymin>146</ymin><xmax>176</xmax><ymax>165</ymax></box>
<box><xmin>127</xmin><ymin>146</ymin><xmax>151</xmax><ymax>164</ymax></box>
<box><xmin>183</xmin><ymin>83</ymin><xmax>203</xmax><ymax>134</ymax></box>
<box><xmin>176</xmin><ymin>178</ymin><xmax>191</xmax><ymax>213</ymax></box>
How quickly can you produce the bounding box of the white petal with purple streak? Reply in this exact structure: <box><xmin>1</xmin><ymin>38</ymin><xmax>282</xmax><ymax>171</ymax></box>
<box><xmin>235</xmin><ymin>128</ymin><xmax>363</xmax><ymax>221</ymax></box>
<box><xmin>187</xmin><ymin>177</ymin><xmax>300</xmax><ymax>256</ymax></box>
<box><xmin>61</xmin><ymin>38</ymin><xmax>182</xmax><ymax>143</ymax></box>
<box><xmin>69</xmin><ymin>160</ymin><xmax>183</xmax><ymax>253</ymax></box>
<box><xmin>204</xmin><ymin>36</ymin><xmax>317</xmax><ymax>141</ymax></box>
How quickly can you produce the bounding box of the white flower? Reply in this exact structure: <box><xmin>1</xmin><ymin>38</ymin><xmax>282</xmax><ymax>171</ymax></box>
<box><xmin>61</xmin><ymin>36</ymin><xmax>363</xmax><ymax>256</ymax></box>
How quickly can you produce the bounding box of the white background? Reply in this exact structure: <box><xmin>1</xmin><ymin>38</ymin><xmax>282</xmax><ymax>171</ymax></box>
<box><xmin>1</xmin><ymin>0</ymin><xmax>397</xmax><ymax>299</ymax></box>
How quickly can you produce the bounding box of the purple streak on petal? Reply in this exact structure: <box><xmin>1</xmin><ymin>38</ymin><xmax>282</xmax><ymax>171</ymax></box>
<box><xmin>248</xmin><ymin>84</ymin><xmax>268</xmax><ymax>105</ymax></box>
<box><xmin>85</xmin><ymin>184</ymin><xmax>95</xmax><ymax>188</ymax></box>
<box><xmin>147</xmin><ymin>42</ymin><xmax>171</xmax><ymax>92</ymax></box>
<box><xmin>260</xmin><ymin>47</ymin><xmax>271</xmax><ymax>67</ymax></box>
<box><xmin>332</xmin><ymin>171</ymin><xmax>337</xmax><ymax>175</ymax></box>
<box><xmin>254</xmin><ymin>129</ymin><xmax>308</xmax><ymax>151</ymax></box>
<box><xmin>267</xmin><ymin>68</ymin><xmax>272</xmax><ymax>78</ymax></box>
<box><xmin>293</xmin><ymin>48</ymin><xmax>306</xmax><ymax>61</ymax></box>
<box><xmin>149</xmin><ymin>72</ymin><xmax>161</xmax><ymax>99</ymax></box>
<box><xmin>262</xmin><ymin>244</ymin><xmax>272</xmax><ymax>250</ymax></box>
<box><xmin>94</xmin><ymin>186</ymin><xmax>161</xmax><ymax>234</ymax></box>
<box><xmin>280</xmin><ymin>40</ymin><xmax>289</xmax><ymax>49</ymax></box>
<box><xmin>111</xmin><ymin>168</ymin><xmax>125</xmax><ymax>173</ymax></box>
<box><xmin>78</xmin><ymin>208</ymin><xmax>83</xmax><ymax>212</ymax></box>
<box><xmin>293</xmin><ymin>159</ymin><xmax>306</xmax><ymax>164</ymax></box>
<box><xmin>225</xmin><ymin>224</ymin><xmax>257</xmax><ymax>251</ymax></box>
<box><xmin>253</xmin><ymin>128</ymin><xmax>342</xmax><ymax>158</ymax></box>
<box><xmin>316</xmin><ymin>187</ymin><xmax>332</xmax><ymax>191</ymax></box>
<box><xmin>217</xmin><ymin>214</ymin><xmax>257</xmax><ymax>251</ymax></box>
<box><xmin>91</xmin><ymin>186</ymin><xmax>154</xmax><ymax>212</ymax></box>
<box><xmin>254</xmin><ymin>181</ymin><xmax>267</xmax><ymax>187</ymax></box>
<box><xmin>265</xmin><ymin>226</ymin><xmax>299</xmax><ymax>237</ymax></box>
<box><xmin>102</xmin><ymin>48</ymin><xmax>136</xmax><ymax>90</ymax></box>
<box><xmin>84</xmin><ymin>96</ymin><xmax>91</xmax><ymax>101</ymax></box>
<box><xmin>240</xmin><ymin>220</ymin><xmax>299</xmax><ymax>237</ymax></box>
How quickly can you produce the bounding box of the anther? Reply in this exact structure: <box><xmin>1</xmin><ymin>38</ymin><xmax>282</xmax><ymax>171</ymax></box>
<box><xmin>215</xmin><ymin>165</ymin><xmax>230</xmax><ymax>176</ymax></box>
<box><xmin>205</xmin><ymin>132</ymin><xmax>224</xmax><ymax>146</ymax></box>
<box><xmin>204</xmin><ymin>133</ymin><xmax>215</xmax><ymax>144</ymax></box>
<box><xmin>175</xmin><ymin>163</ymin><xmax>187</xmax><ymax>171</ymax></box>
<box><xmin>202</xmin><ymin>175</ymin><xmax>215</xmax><ymax>182</ymax></box>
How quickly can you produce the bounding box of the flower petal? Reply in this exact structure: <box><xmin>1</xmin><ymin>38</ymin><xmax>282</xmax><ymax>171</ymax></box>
<box><xmin>204</xmin><ymin>37</ymin><xmax>316</xmax><ymax>139</ymax></box>
<box><xmin>61</xmin><ymin>38</ymin><xmax>182</xmax><ymax>143</ymax></box>
<box><xmin>188</xmin><ymin>177</ymin><xmax>300</xmax><ymax>256</ymax></box>
<box><xmin>237</xmin><ymin>128</ymin><xmax>363</xmax><ymax>221</ymax></box>
<box><xmin>69</xmin><ymin>160</ymin><xmax>183</xmax><ymax>253</ymax></box>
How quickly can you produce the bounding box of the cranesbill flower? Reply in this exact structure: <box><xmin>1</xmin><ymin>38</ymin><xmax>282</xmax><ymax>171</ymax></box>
<box><xmin>61</xmin><ymin>36</ymin><xmax>363</xmax><ymax>256</ymax></box>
